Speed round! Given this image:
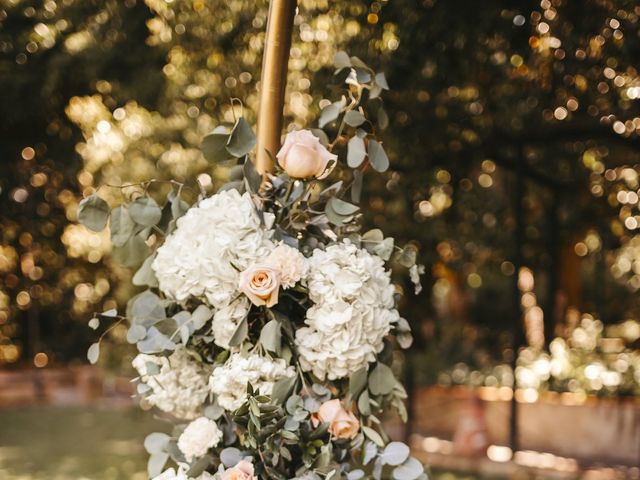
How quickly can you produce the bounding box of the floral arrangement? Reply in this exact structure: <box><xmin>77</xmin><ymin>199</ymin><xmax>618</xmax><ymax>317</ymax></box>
<box><xmin>78</xmin><ymin>52</ymin><xmax>425</xmax><ymax>480</ymax></box>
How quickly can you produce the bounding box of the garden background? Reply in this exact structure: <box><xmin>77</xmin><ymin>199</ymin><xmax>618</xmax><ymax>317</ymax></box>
<box><xmin>1</xmin><ymin>0</ymin><xmax>639</xmax><ymax>479</ymax></box>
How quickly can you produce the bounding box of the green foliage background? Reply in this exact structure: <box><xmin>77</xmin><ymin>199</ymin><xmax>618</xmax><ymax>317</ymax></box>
<box><xmin>1</xmin><ymin>0</ymin><xmax>640</xmax><ymax>382</ymax></box>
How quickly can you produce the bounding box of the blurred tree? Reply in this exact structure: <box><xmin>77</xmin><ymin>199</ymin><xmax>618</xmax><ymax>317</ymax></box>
<box><xmin>0</xmin><ymin>0</ymin><xmax>164</xmax><ymax>366</ymax></box>
<box><xmin>2</xmin><ymin>0</ymin><xmax>639</xmax><ymax>381</ymax></box>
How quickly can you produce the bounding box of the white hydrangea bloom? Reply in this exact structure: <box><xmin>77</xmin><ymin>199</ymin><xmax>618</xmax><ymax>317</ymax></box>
<box><xmin>152</xmin><ymin>190</ymin><xmax>274</xmax><ymax>308</ymax></box>
<box><xmin>295</xmin><ymin>241</ymin><xmax>399</xmax><ymax>380</ymax></box>
<box><xmin>211</xmin><ymin>297</ymin><xmax>250</xmax><ymax>349</ymax></box>
<box><xmin>133</xmin><ymin>348</ymin><xmax>210</xmax><ymax>419</ymax></box>
<box><xmin>264</xmin><ymin>242</ymin><xmax>308</xmax><ymax>289</ymax></box>
<box><xmin>209</xmin><ymin>353</ymin><xmax>295</xmax><ymax>411</ymax></box>
<box><xmin>178</xmin><ymin>417</ymin><xmax>223</xmax><ymax>461</ymax></box>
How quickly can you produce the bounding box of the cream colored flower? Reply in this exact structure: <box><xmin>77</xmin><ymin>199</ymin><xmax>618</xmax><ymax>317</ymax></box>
<box><xmin>152</xmin><ymin>189</ymin><xmax>274</xmax><ymax>307</ymax></box>
<box><xmin>132</xmin><ymin>349</ymin><xmax>210</xmax><ymax>419</ymax></box>
<box><xmin>276</xmin><ymin>129</ymin><xmax>337</xmax><ymax>179</ymax></box>
<box><xmin>209</xmin><ymin>353</ymin><xmax>295</xmax><ymax>411</ymax></box>
<box><xmin>221</xmin><ymin>460</ymin><xmax>257</xmax><ymax>480</ymax></box>
<box><xmin>295</xmin><ymin>241</ymin><xmax>399</xmax><ymax>380</ymax></box>
<box><xmin>238</xmin><ymin>264</ymin><xmax>280</xmax><ymax>307</ymax></box>
<box><xmin>265</xmin><ymin>243</ymin><xmax>307</xmax><ymax>289</ymax></box>
<box><xmin>177</xmin><ymin>417</ymin><xmax>222</xmax><ymax>461</ymax></box>
<box><xmin>317</xmin><ymin>399</ymin><xmax>360</xmax><ymax>439</ymax></box>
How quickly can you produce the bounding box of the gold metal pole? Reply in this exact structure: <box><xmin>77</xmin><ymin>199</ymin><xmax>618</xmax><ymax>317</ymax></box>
<box><xmin>255</xmin><ymin>0</ymin><xmax>297</xmax><ymax>174</ymax></box>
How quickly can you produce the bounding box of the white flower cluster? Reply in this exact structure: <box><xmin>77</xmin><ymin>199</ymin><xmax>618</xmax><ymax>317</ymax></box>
<box><xmin>152</xmin><ymin>190</ymin><xmax>273</xmax><ymax>347</ymax></box>
<box><xmin>153</xmin><ymin>467</ymin><xmax>214</xmax><ymax>480</ymax></box>
<box><xmin>209</xmin><ymin>353</ymin><xmax>295</xmax><ymax>411</ymax></box>
<box><xmin>178</xmin><ymin>417</ymin><xmax>223</xmax><ymax>461</ymax></box>
<box><xmin>210</xmin><ymin>297</ymin><xmax>250</xmax><ymax>350</ymax></box>
<box><xmin>295</xmin><ymin>241</ymin><xmax>399</xmax><ymax>380</ymax></box>
<box><xmin>133</xmin><ymin>348</ymin><xmax>210</xmax><ymax>419</ymax></box>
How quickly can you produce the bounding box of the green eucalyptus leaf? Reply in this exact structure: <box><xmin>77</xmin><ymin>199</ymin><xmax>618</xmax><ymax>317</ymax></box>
<box><xmin>228</xmin><ymin>316</ymin><xmax>248</xmax><ymax>347</ymax></box>
<box><xmin>191</xmin><ymin>305</ymin><xmax>213</xmax><ymax>330</ymax></box>
<box><xmin>395</xmin><ymin>245</ymin><xmax>418</xmax><ymax>268</ymax></box>
<box><xmin>348</xmin><ymin>470</ymin><xmax>365</xmax><ymax>480</ymax></box>
<box><xmin>243</xmin><ymin>158</ymin><xmax>262</xmax><ymax>194</ymax></box>
<box><xmin>229</xmin><ymin>164</ymin><xmax>244</xmax><ymax>181</ymax></box>
<box><xmin>129</xmin><ymin>197</ymin><xmax>162</xmax><ymax>227</ymax></box>
<box><xmin>362</xmin><ymin>229</ymin><xmax>384</xmax><ymax>244</ymax></box>
<box><xmin>112</xmin><ymin>234</ymin><xmax>150</xmax><ymax>268</ymax></box>
<box><xmin>87</xmin><ymin>342</ymin><xmax>100</xmax><ymax>364</ymax></box>
<box><xmin>319</xmin><ymin>102</ymin><xmax>341</xmax><ymax>128</ymax></box>
<box><xmin>349</xmin><ymin>366</ymin><xmax>368</xmax><ymax>398</ymax></box>
<box><xmin>204</xmin><ymin>404</ymin><xmax>225</xmax><ymax>420</ymax></box>
<box><xmin>220</xmin><ymin>447</ymin><xmax>243</xmax><ymax>468</ymax></box>
<box><xmin>370</xmin><ymin>84</ymin><xmax>383</xmax><ymax>99</ymax></box>
<box><xmin>132</xmin><ymin>254</ymin><xmax>158</xmax><ymax>287</ymax></box>
<box><xmin>374</xmin><ymin>238</ymin><xmax>395</xmax><ymax>261</ymax></box>
<box><xmin>354</xmin><ymin>68</ymin><xmax>372</xmax><ymax>84</ymax></box>
<box><xmin>88</xmin><ymin>317</ymin><xmax>100</xmax><ymax>330</ymax></box>
<box><xmin>381</xmin><ymin>442</ymin><xmax>410</xmax><ymax>466</ymax></box>
<box><xmin>147</xmin><ymin>452</ymin><xmax>169</xmax><ymax>478</ymax></box>
<box><xmin>187</xmin><ymin>455</ymin><xmax>214</xmax><ymax>478</ymax></box>
<box><xmin>311</xmin><ymin>128</ymin><xmax>330</xmax><ymax>146</ymax></box>
<box><xmin>334</xmin><ymin>51</ymin><xmax>352</xmax><ymax>71</ymax></box>
<box><xmin>170</xmin><ymin>195</ymin><xmax>189</xmax><ymax>221</ymax></box>
<box><xmin>375</xmin><ymin>72</ymin><xmax>389</xmax><ymax>90</ymax></box>
<box><xmin>218</xmin><ymin>181</ymin><xmax>244</xmax><ymax>193</ymax></box>
<box><xmin>78</xmin><ymin>194</ymin><xmax>110</xmax><ymax>232</ymax></box>
<box><xmin>351</xmin><ymin>170</ymin><xmax>364</xmax><ymax>204</ymax></box>
<box><xmin>369</xmin><ymin>363</ymin><xmax>396</xmax><ymax>396</ymax></box>
<box><xmin>350</xmin><ymin>56</ymin><xmax>370</xmax><ymax>71</ymax></box>
<box><xmin>126</xmin><ymin>325</ymin><xmax>147</xmax><ymax>344</ymax></box>
<box><xmin>129</xmin><ymin>290</ymin><xmax>165</xmax><ymax>327</ymax></box>
<box><xmin>367</xmin><ymin>140</ymin><xmax>389</xmax><ymax>173</ymax></box>
<box><xmin>110</xmin><ymin>206</ymin><xmax>135</xmax><ymax>247</ymax></box>
<box><xmin>324</xmin><ymin>201</ymin><xmax>346</xmax><ymax>226</ymax></box>
<box><xmin>358</xmin><ymin>390</ymin><xmax>371</xmax><ymax>416</ymax></box>
<box><xmin>259</xmin><ymin>319</ymin><xmax>282</xmax><ymax>354</ymax></box>
<box><xmin>344</xmin><ymin>110</ymin><xmax>366</xmax><ymax>127</ymax></box>
<box><xmin>361</xmin><ymin>426</ymin><xmax>384</xmax><ymax>447</ymax></box>
<box><xmin>202</xmin><ymin>132</ymin><xmax>231</xmax><ymax>163</ymax></box>
<box><xmin>137</xmin><ymin>326</ymin><xmax>176</xmax><ymax>353</ymax></box>
<box><xmin>363</xmin><ymin>441</ymin><xmax>378</xmax><ymax>465</ymax></box>
<box><xmin>226</xmin><ymin>118</ymin><xmax>256</xmax><ymax>158</ymax></box>
<box><xmin>328</xmin><ymin>197</ymin><xmax>359</xmax><ymax>216</ymax></box>
<box><xmin>144</xmin><ymin>432</ymin><xmax>170</xmax><ymax>455</ymax></box>
<box><xmin>270</xmin><ymin>375</ymin><xmax>296</xmax><ymax>405</ymax></box>
<box><xmin>392</xmin><ymin>458</ymin><xmax>424</xmax><ymax>480</ymax></box>
<box><xmin>398</xmin><ymin>332</ymin><xmax>414</xmax><ymax>349</ymax></box>
<box><xmin>347</xmin><ymin>136</ymin><xmax>367</xmax><ymax>168</ymax></box>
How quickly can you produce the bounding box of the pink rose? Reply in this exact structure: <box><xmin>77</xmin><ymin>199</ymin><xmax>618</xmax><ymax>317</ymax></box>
<box><xmin>276</xmin><ymin>130</ymin><xmax>337</xmax><ymax>180</ymax></box>
<box><xmin>317</xmin><ymin>399</ymin><xmax>360</xmax><ymax>440</ymax></box>
<box><xmin>221</xmin><ymin>460</ymin><xmax>257</xmax><ymax>480</ymax></box>
<box><xmin>239</xmin><ymin>264</ymin><xmax>280</xmax><ymax>307</ymax></box>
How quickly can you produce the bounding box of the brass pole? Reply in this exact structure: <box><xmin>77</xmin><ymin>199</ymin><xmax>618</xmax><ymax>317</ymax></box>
<box><xmin>255</xmin><ymin>0</ymin><xmax>297</xmax><ymax>174</ymax></box>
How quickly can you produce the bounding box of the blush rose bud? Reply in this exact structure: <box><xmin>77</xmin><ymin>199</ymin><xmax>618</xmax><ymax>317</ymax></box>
<box><xmin>239</xmin><ymin>264</ymin><xmax>280</xmax><ymax>307</ymax></box>
<box><xmin>221</xmin><ymin>460</ymin><xmax>258</xmax><ymax>480</ymax></box>
<box><xmin>276</xmin><ymin>129</ymin><xmax>338</xmax><ymax>180</ymax></box>
<box><xmin>315</xmin><ymin>399</ymin><xmax>360</xmax><ymax>440</ymax></box>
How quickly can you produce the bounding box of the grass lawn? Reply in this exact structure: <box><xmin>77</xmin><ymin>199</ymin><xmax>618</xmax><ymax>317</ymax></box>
<box><xmin>0</xmin><ymin>405</ymin><xmax>492</xmax><ymax>480</ymax></box>
<box><xmin>0</xmin><ymin>405</ymin><xmax>168</xmax><ymax>480</ymax></box>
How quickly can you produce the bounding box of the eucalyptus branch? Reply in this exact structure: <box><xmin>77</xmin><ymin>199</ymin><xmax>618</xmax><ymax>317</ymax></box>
<box><xmin>328</xmin><ymin>91</ymin><xmax>361</xmax><ymax>151</ymax></box>
<box><xmin>97</xmin><ymin>315</ymin><xmax>127</xmax><ymax>342</ymax></box>
<box><xmin>100</xmin><ymin>179</ymin><xmax>197</xmax><ymax>195</ymax></box>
